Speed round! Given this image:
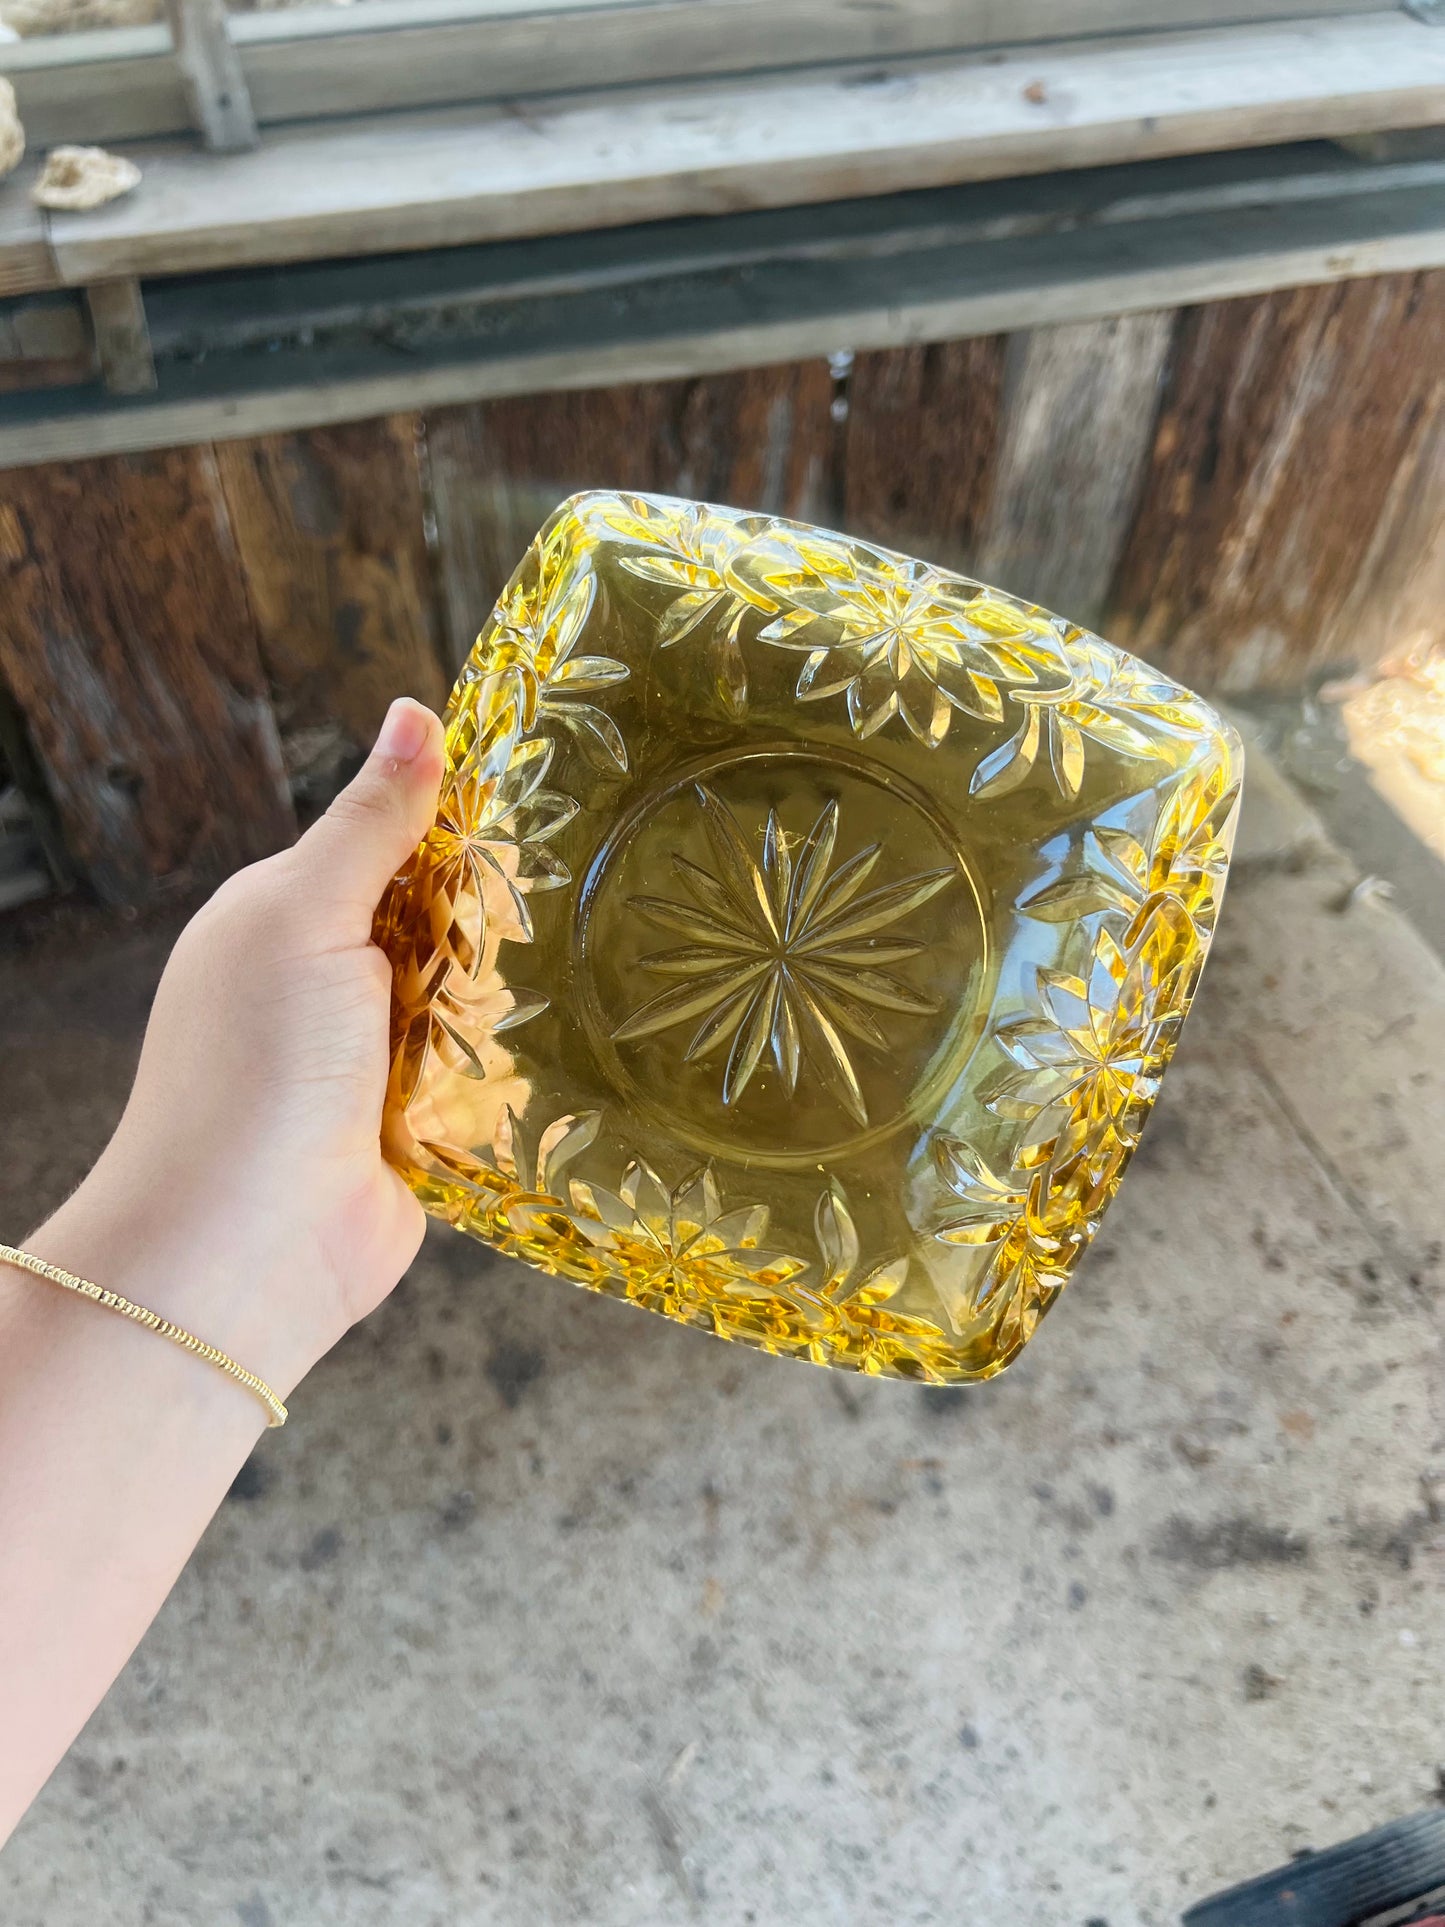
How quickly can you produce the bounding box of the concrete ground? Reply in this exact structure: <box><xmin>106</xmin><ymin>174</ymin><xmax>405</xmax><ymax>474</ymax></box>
<box><xmin>1</xmin><ymin>743</ymin><xmax>1443</xmax><ymax>1927</ymax></box>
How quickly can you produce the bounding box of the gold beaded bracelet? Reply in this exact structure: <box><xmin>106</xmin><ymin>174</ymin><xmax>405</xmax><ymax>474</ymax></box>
<box><xmin>0</xmin><ymin>1243</ymin><xmax>288</xmax><ymax>1428</ymax></box>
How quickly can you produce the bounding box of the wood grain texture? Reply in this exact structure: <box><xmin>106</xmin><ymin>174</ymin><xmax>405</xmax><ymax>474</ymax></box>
<box><xmin>975</xmin><ymin>312</ymin><xmax>1173</xmax><ymax>626</ymax></box>
<box><xmin>164</xmin><ymin>0</ymin><xmax>258</xmax><ymax>152</ymax></box>
<box><xmin>425</xmin><ymin>361</ymin><xmax>834</xmax><ymax>666</ymax></box>
<box><xmin>85</xmin><ymin>279</ymin><xmax>157</xmax><ymax>397</ymax></box>
<box><xmin>0</xmin><ymin>446</ymin><xmax>294</xmax><ymax>904</ymax></box>
<box><xmin>235</xmin><ymin>0</ymin><xmax>1398</xmax><ymax>136</ymax></box>
<box><xmin>1108</xmin><ymin>270</ymin><xmax>1445</xmax><ymax>688</ymax></box>
<box><xmin>10</xmin><ymin>141</ymin><xmax>1445</xmax><ymax>471</ymax></box>
<box><xmin>0</xmin><ymin>675</ymin><xmax>71</xmax><ymax>895</ymax></box>
<box><xmin>39</xmin><ymin>15</ymin><xmax>1445</xmax><ymax>286</ymax></box>
<box><xmin>0</xmin><ymin>168</ymin><xmax>58</xmax><ymax>297</ymax></box>
<box><xmin>2</xmin><ymin>0</ymin><xmax>1401</xmax><ymax>148</ymax></box>
<box><xmin>1317</xmin><ymin>372</ymin><xmax>1445</xmax><ymax>673</ymax></box>
<box><xmin>841</xmin><ymin>337</ymin><xmax>1006</xmax><ymax>574</ymax></box>
<box><xmin>216</xmin><ymin>416</ymin><xmax>449</xmax><ymax>752</ymax></box>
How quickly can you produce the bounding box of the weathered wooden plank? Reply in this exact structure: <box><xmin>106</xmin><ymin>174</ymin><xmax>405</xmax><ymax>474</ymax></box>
<box><xmin>1107</xmin><ymin>269</ymin><xmax>1445</xmax><ymax>688</ymax></box>
<box><xmin>840</xmin><ymin>337</ymin><xmax>1006</xmax><ymax>574</ymax></box>
<box><xmin>0</xmin><ymin>676</ymin><xmax>70</xmax><ymax>896</ymax></box>
<box><xmin>1317</xmin><ymin>380</ymin><xmax>1445</xmax><ymax>673</ymax></box>
<box><xmin>7</xmin><ymin>149</ymin><xmax>1445</xmax><ymax>472</ymax></box>
<box><xmin>0</xmin><ymin>169</ymin><xmax>59</xmax><ymax>298</ymax></box>
<box><xmin>84</xmin><ymin>278</ymin><xmax>157</xmax><ymax>397</ymax></box>
<box><xmin>0</xmin><ymin>820</ymin><xmax>51</xmax><ymax>912</ymax></box>
<box><xmin>974</xmin><ymin>312</ymin><xmax>1174</xmax><ymax>626</ymax></box>
<box><xmin>234</xmin><ymin>0</ymin><xmax>1403</xmax><ymax>136</ymax></box>
<box><xmin>215</xmin><ymin>416</ymin><xmax>449</xmax><ymax>762</ymax></box>
<box><xmin>0</xmin><ymin>292</ymin><xmax>95</xmax><ymax>396</ymax></box>
<box><xmin>40</xmin><ymin>16</ymin><xmax>1445</xmax><ymax>287</ymax></box>
<box><xmin>164</xmin><ymin>0</ymin><xmax>258</xmax><ymax>152</ymax></box>
<box><xmin>425</xmin><ymin>362</ymin><xmax>834</xmax><ymax>666</ymax></box>
<box><xmin>0</xmin><ymin>445</ymin><xmax>294</xmax><ymax>904</ymax></box>
<box><xmin>1</xmin><ymin>29</ymin><xmax>187</xmax><ymax>154</ymax></box>
<box><xmin>2</xmin><ymin>0</ymin><xmax>1400</xmax><ymax>148</ymax></box>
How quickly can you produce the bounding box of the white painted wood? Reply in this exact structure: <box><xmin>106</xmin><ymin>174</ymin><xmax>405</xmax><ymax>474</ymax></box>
<box><xmin>0</xmin><ymin>0</ymin><xmax>1398</xmax><ymax>147</ymax></box>
<box><xmin>35</xmin><ymin>15</ymin><xmax>1445</xmax><ymax>289</ymax></box>
<box><xmin>4</xmin><ymin>177</ymin><xmax>1443</xmax><ymax>469</ymax></box>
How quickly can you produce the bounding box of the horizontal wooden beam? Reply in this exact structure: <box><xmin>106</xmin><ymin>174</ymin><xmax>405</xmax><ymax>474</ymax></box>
<box><xmin>13</xmin><ymin>13</ymin><xmax>1445</xmax><ymax>292</ymax></box>
<box><xmin>1</xmin><ymin>144</ymin><xmax>1440</xmax><ymax>468</ymax></box>
<box><xmin>0</xmin><ymin>0</ymin><xmax>1398</xmax><ymax>148</ymax></box>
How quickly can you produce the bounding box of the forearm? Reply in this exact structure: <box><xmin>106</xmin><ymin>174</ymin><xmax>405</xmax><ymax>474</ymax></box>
<box><xmin>0</xmin><ymin>1176</ymin><xmax>309</xmax><ymax>1846</ymax></box>
<box><xmin>0</xmin><ymin>697</ymin><xmax>441</xmax><ymax>1847</ymax></box>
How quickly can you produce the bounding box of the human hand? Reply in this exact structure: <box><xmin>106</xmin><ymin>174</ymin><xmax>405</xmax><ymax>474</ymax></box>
<box><xmin>30</xmin><ymin>696</ymin><xmax>446</xmax><ymax>1400</ymax></box>
<box><xmin>0</xmin><ymin>697</ymin><xmax>445</xmax><ymax>1841</ymax></box>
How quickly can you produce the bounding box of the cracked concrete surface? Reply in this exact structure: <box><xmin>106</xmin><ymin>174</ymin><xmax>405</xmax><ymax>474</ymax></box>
<box><xmin>0</xmin><ymin>748</ymin><xmax>1442</xmax><ymax>1927</ymax></box>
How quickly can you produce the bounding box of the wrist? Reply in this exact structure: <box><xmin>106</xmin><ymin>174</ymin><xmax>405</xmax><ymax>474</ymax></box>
<box><xmin>18</xmin><ymin>1161</ymin><xmax>332</xmax><ymax>1409</ymax></box>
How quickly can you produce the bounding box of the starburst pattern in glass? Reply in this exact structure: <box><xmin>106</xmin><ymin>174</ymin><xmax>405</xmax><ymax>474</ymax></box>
<box><xmin>787</xmin><ymin>1181</ymin><xmax>958</xmax><ymax>1380</ymax></box>
<box><xmin>613</xmin><ymin>785</ymin><xmax>952</xmax><ymax>1124</ymax></box>
<box><xmin>745</xmin><ymin>539</ymin><xmax>1060</xmax><ymax>747</ymax></box>
<box><xmin>970</xmin><ymin>633</ymin><xmax>1210</xmax><ymax>801</ymax></box>
<box><xmin>599</xmin><ymin>494</ymin><xmax>779</xmax><ymax>720</ymax></box>
<box><xmin>486</xmin><ymin>517</ymin><xmax>631</xmax><ymax>772</ymax></box>
<box><xmin>1019</xmin><ymin>758</ymin><xmax>1241</xmax><ymax>934</ymax></box>
<box><xmin>983</xmin><ymin>894</ymin><xmax>1200</xmax><ymax>1161</ymax></box>
<box><xmin>568</xmin><ymin>1160</ymin><xmax>807</xmax><ymax>1337</ymax></box>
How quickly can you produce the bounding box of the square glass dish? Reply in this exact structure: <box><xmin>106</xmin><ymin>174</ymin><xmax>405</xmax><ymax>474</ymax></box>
<box><xmin>377</xmin><ymin>491</ymin><xmax>1242</xmax><ymax>1382</ymax></box>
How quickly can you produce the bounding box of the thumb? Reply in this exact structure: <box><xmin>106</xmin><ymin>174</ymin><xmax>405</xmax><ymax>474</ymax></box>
<box><xmin>290</xmin><ymin>698</ymin><xmax>445</xmax><ymax>937</ymax></box>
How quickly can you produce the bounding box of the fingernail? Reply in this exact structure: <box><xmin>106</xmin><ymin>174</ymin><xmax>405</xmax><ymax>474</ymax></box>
<box><xmin>375</xmin><ymin>699</ymin><xmax>430</xmax><ymax>765</ymax></box>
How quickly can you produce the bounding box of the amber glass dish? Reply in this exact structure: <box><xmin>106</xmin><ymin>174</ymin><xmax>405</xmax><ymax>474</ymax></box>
<box><xmin>376</xmin><ymin>492</ymin><xmax>1242</xmax><ymax>1383</ymax></box>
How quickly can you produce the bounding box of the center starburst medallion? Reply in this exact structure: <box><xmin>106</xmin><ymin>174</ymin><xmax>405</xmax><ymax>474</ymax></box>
<box><xmin>611</xmin><ymin>785</ymin><xmax>953</xmax><ymax>1125</ymax></box>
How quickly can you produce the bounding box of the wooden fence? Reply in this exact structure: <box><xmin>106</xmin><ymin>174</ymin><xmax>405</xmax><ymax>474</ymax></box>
<box><xmin>1</xmin><ymin>266</ymin><xmax>1442</xmax><ymax>906</ymax></box>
